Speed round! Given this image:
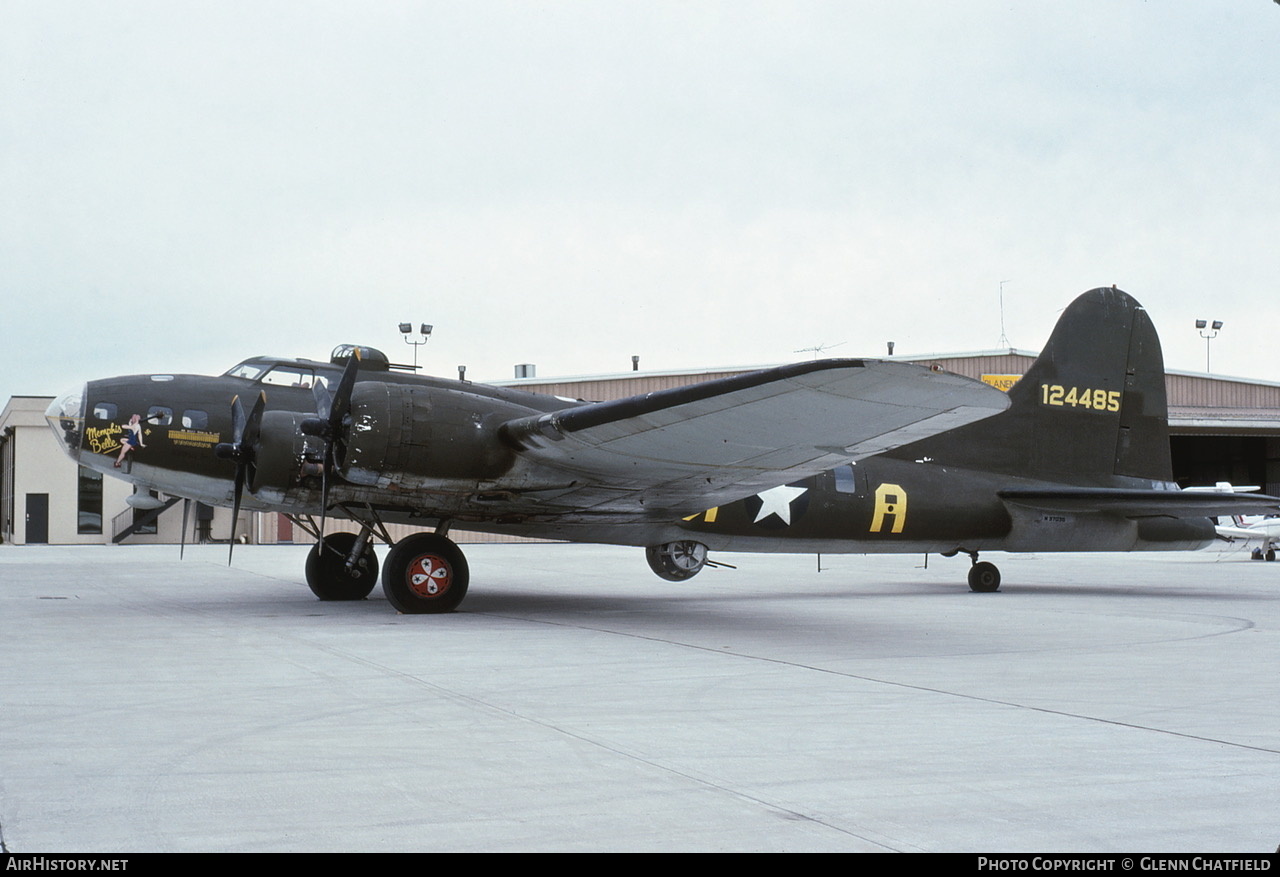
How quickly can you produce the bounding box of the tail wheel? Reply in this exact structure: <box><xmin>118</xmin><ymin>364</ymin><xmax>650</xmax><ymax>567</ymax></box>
<box><xmin>383</xmin><ymin>533</ymin><xmax>470</xmax><ymax>614</ymax></box>
<box><xmin>305</xmin><ymin>532</ymin><xmax>379</xmax><ymax>600</ymax></box>
<box><xmin>968</xmin><ymin>561</ymin><xmax>1001</xmax><ymax>592</ymax></box>
<box><xmin>646</xmin><ymin>541</ymin><xmax>709</xmax><ymax>581</ymax></box>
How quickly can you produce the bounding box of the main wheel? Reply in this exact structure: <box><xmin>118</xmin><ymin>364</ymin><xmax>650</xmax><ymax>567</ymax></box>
<box><xmin>968</xmin><ymin>560</ymin><xmax>1001</xmax><ymax>592</ymax></box>
<box><xmin>646</xmin><ymin>541</ymin><xmax>709</xmax><ymax>581</ymax></box>
<box><xmin>305</xmin><ymin>532</ymin><xmax>379</xmax><ymax>601</ymax></box>
<box><xmin>382</xmin><ymin>533</ymin><xmax>470</xmax><ymax>614</ymax></box>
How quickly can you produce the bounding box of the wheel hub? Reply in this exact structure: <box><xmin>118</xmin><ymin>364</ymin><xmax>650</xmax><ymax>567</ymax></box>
<box><xmin>408</xmin><ymin>554</ymin><xmax>452</xmax><ymax>598</ymax></box>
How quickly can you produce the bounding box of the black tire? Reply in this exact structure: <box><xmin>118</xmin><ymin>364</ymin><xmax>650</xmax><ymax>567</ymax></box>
<box><xmin>305</xmin><ymin>532</ymin><xmax>379</xmax><ymax>601</ymax></box>
<box><xmin>382</xmin><ymin>533</ymin><xmax>470</xmax><ymax>614</ymax></box>
<box><xmin>1267</xmin><ymin>549</ymin><xmax>1276</xmax><ymax>563</ymax></box>
<box><xmin>968</xmin><ymin>561</ymin><xmax>1001</xmax><ymax>592</ymax></box>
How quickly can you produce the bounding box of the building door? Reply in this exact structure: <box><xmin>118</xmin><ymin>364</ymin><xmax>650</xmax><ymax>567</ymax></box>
<box><xmin>25</xmin><ymin>493</ymin><xmax>48</xmax><ymax>544</ymax></box>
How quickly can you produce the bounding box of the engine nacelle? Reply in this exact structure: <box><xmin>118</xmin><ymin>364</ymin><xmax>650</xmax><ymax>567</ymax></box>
<box><xmin>251</xmin><ymin>409</ymin><xmax>315</xmax><ymax>493</ymax></box>
<box><xmin>340</xmin><ymin>382</ymin><xmax>522</xmax><ymax>489</ymax></box>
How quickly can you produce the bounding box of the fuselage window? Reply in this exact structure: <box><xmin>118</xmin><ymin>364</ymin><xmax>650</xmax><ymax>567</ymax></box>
<box><xmin>182</xmin><ymin>410</ymin><xmax>209</xmax><ymax>429</ymax></box>
<box><xmin>147</xmin><ymin>406</ymin><xmax>173</xmax><ymax>427</ymax></box>
<box><xmin>92</xmin><ymin>402</ymin><xmax>117</xmax><ymax>421</ymax></box>
<box><xmin>834</xmin><ymin>464</ymin><xmax>858</xmax><ymax>494</ymax></box>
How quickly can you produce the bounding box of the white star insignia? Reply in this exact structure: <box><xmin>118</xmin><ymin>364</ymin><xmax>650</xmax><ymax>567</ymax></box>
<box><xmin>753</xmin><ymin>484</ymin><xmax>807</xmax><ymax>525</ymax></box>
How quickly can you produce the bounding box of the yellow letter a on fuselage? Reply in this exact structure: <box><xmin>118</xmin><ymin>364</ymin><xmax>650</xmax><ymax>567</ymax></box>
<box><xmin>869</xmin><ymin>483</ymin><xmax>907</xmax><ymax>534</ymax></box>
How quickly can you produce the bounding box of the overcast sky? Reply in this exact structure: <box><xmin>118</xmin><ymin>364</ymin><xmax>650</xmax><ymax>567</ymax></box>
<box><xmin>3</xmin><ymin>1</ymin><xmax>1278</xmax><ymax>402</ymax></box>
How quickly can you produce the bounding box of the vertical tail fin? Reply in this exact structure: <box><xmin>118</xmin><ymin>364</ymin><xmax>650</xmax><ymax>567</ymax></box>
<box><xmin>891</xmin><ymin>287</ymin><xmax>1173</xmax><ymax>486</ymax></box>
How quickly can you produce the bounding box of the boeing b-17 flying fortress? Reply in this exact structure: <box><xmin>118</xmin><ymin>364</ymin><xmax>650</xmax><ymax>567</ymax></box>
<box><xmin>45</xmin><ymin>287</ymin><xmax>1280</xmax><ymax>613</ymax></box>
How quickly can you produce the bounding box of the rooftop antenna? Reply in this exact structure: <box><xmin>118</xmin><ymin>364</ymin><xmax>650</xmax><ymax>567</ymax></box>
<box><xmin>793</xmin><ymin>341</ymin><xmax>846</xmax><ymax>360</ymax></box>
<box><xmin>997</xmin><ymin>280</ymin><xmax>1011</xmax><ymax>349</ymax></box>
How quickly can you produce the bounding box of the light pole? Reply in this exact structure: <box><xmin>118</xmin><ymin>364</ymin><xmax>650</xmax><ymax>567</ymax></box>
<box><xmin>399</xmin><ymin>322</ymin><xmax>433</xmax><ymax>371</ymax></box>
<box><xmin>1195</xmin><ymin>319</ymin><xmax>1223</xmax><ymax>373</ymax></box>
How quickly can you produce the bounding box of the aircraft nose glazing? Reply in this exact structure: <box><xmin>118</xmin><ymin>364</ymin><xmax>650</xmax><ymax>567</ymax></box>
<box><xmin>45</xmin><ymin>384</ymin><xmax>87</xmax><ymax>462</ymax></box>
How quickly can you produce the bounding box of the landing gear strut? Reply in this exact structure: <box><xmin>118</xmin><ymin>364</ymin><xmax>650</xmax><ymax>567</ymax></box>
<box><xmin>305</xmin><ymin>531</ymin><xmax>379</xmax><ymax>600</ymax></box>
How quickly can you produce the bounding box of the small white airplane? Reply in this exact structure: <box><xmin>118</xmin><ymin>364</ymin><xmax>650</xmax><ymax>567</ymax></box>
<box><xmin>1214</xmin><ymin>514</ymin><xmax>1280</xmax><ymax>561</ymax></box>
<box><xmin>1186</xmin><ymin>483</ymin><xmax>1280</xmax><ymax>560</ymax></box>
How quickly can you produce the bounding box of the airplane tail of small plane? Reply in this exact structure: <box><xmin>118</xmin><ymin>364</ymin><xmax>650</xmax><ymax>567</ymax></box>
<box><xmin>892</xmin><ymin>286</ymin><xmax>1174</xmax><ymax>486</ymax></box>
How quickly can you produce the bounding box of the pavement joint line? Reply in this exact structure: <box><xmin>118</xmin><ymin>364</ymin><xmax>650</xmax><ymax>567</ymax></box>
<box><xmin>476</xmin><ymin>611</ymin><xmax>1280</xmax><ymax>758</ymax></box>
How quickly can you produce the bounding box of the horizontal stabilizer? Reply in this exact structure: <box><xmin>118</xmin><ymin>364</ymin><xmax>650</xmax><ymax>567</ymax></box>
<box><xmin>999</xmin><ymin>487</ymin><xmax>1280</xmax><ymax>518</ymax></box>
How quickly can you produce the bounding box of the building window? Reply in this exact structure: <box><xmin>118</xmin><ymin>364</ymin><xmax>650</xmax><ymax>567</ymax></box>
<box><xmin>77</xmin><ymin>467</ymin><xmax>103</xmax><ymax>534</ymax></box>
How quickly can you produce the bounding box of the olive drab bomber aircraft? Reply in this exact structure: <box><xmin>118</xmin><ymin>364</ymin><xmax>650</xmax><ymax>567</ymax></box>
<box><xmin>45</xmin><ymin>287</ymin><xmax>1280</xmax><ymax>613</ymax></box>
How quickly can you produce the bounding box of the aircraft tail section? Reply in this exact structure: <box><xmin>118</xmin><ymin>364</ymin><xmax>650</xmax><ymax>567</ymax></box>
<box><xmin>890</xmin><ymin>286</ymin><xmax>1174</xmax><ymax>486</ymax></box>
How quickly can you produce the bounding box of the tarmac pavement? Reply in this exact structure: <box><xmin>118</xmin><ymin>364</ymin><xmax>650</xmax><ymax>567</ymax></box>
<box><xmin>1</xmin><ymin>541</ymin><xmax>1277</xmax><ymax>852</ymax></box>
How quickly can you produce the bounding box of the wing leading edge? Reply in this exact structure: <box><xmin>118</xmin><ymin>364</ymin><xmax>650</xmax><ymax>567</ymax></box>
<box><xmin>500</xmin><ymin>358</ymin><xmax>1010</xmax><ymax>515</ymax></box>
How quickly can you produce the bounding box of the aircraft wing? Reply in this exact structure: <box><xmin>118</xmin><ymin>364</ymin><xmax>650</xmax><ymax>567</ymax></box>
<box><xmin>500</xmin><ymin>358</ymin><xmax>1009</xmax><ymax>515</ymax></box>
<box><xmin>998</xmin><ymin>488</ymin><xmax>1280</xmax><ymax>518</ymax></box>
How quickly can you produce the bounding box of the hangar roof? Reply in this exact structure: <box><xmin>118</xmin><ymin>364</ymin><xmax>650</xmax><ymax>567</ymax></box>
<box><xmin>494</xmin><ymin>349</ymin><xmax>1280</xmax><ymax>436</ymax></box>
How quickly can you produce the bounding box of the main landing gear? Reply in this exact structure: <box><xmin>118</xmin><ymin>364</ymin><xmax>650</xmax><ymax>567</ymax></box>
<box><xmin>299</xmin><ymin>521</ymin><xmax>471</xmax><ymax>614</ymax></box>
<box><xmin>305</xmin><ymin>531</ymin><xmax>380</xmax><ymax>600</ymax></box>
<box><xmin>381</xmin><ymin>532</ymin><xmax>470</xmax><ymax>614</ymax></box>
<box><xmin>1250</xmin><ymin>547</ymin><xmax>1276</xmax><ymax>562</ymax></box>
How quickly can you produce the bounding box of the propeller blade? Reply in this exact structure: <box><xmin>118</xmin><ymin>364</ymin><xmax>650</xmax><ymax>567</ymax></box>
<box><xmin>230</xmin><ymin>394</ymin><xmax>246</xmax><ymax>443</ymax></box>
<box><xmin>243</xmin><ymin>392</ymin><xmax>266</xmax><ymax>494</ymax></box>
<box><xmin>179</xmin><ymin>497</ymin><xmax>190</xmax><ymax>560</ymax></box>
<box><xmin>225</xmin><ymin>391</ymin><xmax>267</xmax><ymax>564</ymax></box>
<box><xmin>312</xmin><ymin>380</ymin><xmax>332</xmax><ymax>422</ymax></box>
<box><xmin>229</xmin><ymin>459</ymin><xmax>245</xmax><ymax>565</ymax></box>
<box><xmin>328</xmin><ymin>348</ymin><xmax>360</xmax><ymax>438</ymax></box>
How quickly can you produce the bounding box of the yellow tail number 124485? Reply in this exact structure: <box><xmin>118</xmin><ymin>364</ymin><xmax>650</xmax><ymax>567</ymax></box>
<box><xmin>1040</xmin><ymin>384</ymin><xmax>1120</xmax><ymax>412</ymax></box>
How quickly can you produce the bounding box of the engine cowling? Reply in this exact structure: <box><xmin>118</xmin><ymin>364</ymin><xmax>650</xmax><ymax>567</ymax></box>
<box><xmin>339</xmin><ymin>382</ymin><xmax>522</xmax><ymax>489</ymax></box>
<box><xmin>249</xmin><ymin>409</ymin><xmax>314</xmax><ymax>493</ymax></box>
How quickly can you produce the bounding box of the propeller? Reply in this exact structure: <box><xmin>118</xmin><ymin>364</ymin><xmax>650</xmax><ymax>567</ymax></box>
<box><xmin>300</xmin><ymin>349</ymin><xmax>361</xmax><ymax>537</ymax></box>
<box><xmin>214</xmin><ymin>391</ymin><xmax>266</xmax><ymax>564</ymax></box>
<box><xmin>179</xmin><ymin>497</ymin><xmax>190</xmax><ymax>560</ymax></box>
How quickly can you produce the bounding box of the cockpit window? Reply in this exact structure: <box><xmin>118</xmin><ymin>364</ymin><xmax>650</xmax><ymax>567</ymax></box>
<box><xmin>262</xmin><ymin>366</ymin><xmax>327</xmax><ymax>391</ymax></box>
<box><xmin>224</xmin><ymin>362</ymin><xmax>269</xmax><ymax>381</ymax></box>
